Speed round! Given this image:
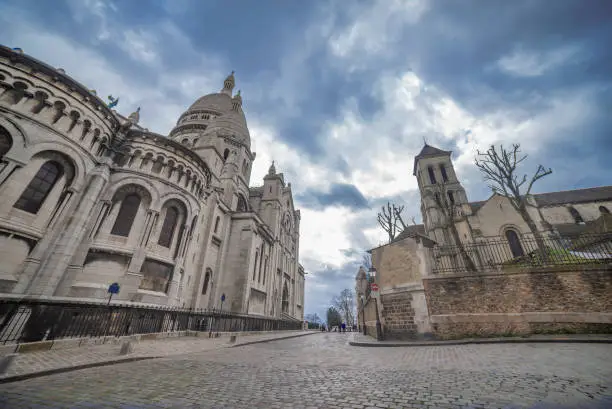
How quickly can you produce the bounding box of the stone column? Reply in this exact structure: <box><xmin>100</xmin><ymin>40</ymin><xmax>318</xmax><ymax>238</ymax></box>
<box><xmin>23</xmin><ymin>163</ymin><xmax>111</xmax><ymax>296</ymax></box>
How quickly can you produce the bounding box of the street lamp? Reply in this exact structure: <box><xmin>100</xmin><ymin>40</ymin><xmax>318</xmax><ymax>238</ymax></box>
<box><xmin>369</xmin><ymin>267</ymin><xmax>383</xmax><ymax>341</ymax></box>
<box><xmin>360</xmin><ymin>294</ymin><xmax>367</xmax><ymax>336</ymax></box>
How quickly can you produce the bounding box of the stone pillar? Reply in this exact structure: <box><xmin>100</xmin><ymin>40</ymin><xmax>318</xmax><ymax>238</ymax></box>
<box><xmin>24</xmin><ymin>163</ymin><xmax>111</xmax><ymax>296</ymax></box>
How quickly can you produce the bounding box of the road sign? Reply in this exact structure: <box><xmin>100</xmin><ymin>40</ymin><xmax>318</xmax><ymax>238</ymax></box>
<box><xmin>107</xmin><ymin>282</ymin><xmax>120</xmax><ymax>305</ymax></box>
<box><xmin>370</xmin><ymin>283</ymin><xmax>379</xmax><ymax>292</ymax></box>
<box><xmin>108</xmin><ymin>282</ymin><xmax>120</xmax><ymax>294</ymax></box>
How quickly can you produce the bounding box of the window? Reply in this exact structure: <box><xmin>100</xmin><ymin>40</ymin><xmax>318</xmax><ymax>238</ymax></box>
<box><xmin>237</xmin><ymin>195</ymin><xmax>248</xmax><ymax>212</ymax></box>
<box><xmin>568</xmin><ymin>207</ymin><xmax>584</xmax><ymax>224</ymax></box>
<box><xmin>253</xmin><ymin>251</ymin><xmax>259</xmax><ymax>281</ymax></box>
<box><xmin>202</xmin><ymin>269</ymin><xmax>211</xmax><ymax>295</ymax></box>
<box><xmin>14</xmin><ymin>161</ymin><xmax>62</xmax><ymax>214</ymax></box>
<box><xmin>214</xmin><ymin>216</ymin><xmax>220</xmax><ymax>233</ymax></box>
<box><xmin>110</xmin><ymin>194</ymin><xmax>141</xmax><ymax>236</ymax></box>
<box><xmin>223</xmin><ymin>148</ymin><xmax>229</xmax><ymax>161</ymax></box>
<box><xmin>0</xmin><ymin>126</ymin><xmax>12</xmax><ymax>159</ymax></box>
<box><xmin>282</xmin><ymin>283</ymin><xmax>289</xmax><ymax>314</ymax></box>
<box><xmin>440</xmin><ymin>164</ymin><xmax>448</xmax><ymax>182</ymax></box>
<box><xmin>505</xmin><ymin>229</ymin><xmax>524</xmax><ymax>258</ymax></box>
<box><xmin>263</xmin><ymin>256</ymin><xmax>268</xmax><ymax>285</ymax></box>
<box><xmin>427</xmin><ymin>166</ymin><xmax>436</xmax><ymax>184</ymax></box>
<box><xmin>447</xmin><ymin>191</ymin><xmax>455</xmax><ymax>205</ymax></box>
<box><xmin>599</xmin><ymin>206</ymin><xmax>610</xmax><ymax>215</ymax></box>
<box><xmin>434</xmin><ymin>193</ymin><xmax>441</xmax><ymax>206</ymax></box>
<box><xmin>158</xmin><ymin>206</ymin><xmax>179</xmax><ymax>248</ymax></box>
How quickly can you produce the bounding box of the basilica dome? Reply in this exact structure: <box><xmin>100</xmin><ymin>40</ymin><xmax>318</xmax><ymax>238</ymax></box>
<box><xmin>170</xmin><ymin>72</ymin><xmax>250</xmax><ymax>149</ymax></box>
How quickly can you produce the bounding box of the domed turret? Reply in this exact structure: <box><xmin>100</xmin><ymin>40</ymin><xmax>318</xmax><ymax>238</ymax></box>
<box><xmin>169</xmin><ymin>72</ymin><xmax>250</xmax><ymax>149</ymax></box>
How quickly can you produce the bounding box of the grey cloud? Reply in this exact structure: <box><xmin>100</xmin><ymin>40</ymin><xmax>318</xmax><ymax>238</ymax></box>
<box><xmin>296</xmin><ymin>183</ymin><xmax>369</xmax><ymax>210</ymax></box>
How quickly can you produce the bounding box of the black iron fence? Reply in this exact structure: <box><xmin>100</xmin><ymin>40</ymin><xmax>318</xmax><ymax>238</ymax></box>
<box><xmin>430</xmin><ymin>232</ymin><xmax>612</xmax><ymax>274</ymax></box>
<box><xmin>0</xmin><ymin>299</ymin><xmax>303</xmax><ymax>345</ymax></box>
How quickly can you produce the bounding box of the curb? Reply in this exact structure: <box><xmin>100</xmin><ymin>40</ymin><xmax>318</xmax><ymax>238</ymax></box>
<box><xmin>349</xmin><ymin>337</ymin><xmax>612</xmax><ymax>347</ymax></box>
<box><xmin>0</xmin><ymin>356</ymin><xmax>158</xmax><ymax>384</ymax></box>
<box><xmin>230</xmin><ymin>331</ymin><xmax>320</xmax><ymax>348</ymax></box>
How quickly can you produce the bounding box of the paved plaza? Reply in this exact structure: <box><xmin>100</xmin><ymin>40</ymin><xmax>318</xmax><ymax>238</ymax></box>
<box><xmin>0</xmin><ymin>333</ymin><xmax>610</xmax><ymax>408</ymax></box>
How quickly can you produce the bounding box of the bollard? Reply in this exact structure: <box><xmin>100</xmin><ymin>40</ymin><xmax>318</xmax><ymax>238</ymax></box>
<box><xmin>229</xmin><ymin>335</ymin><xmax>237</xmax><ymax>344</ymax></box>
<box><xmin>0</xmin><ymin>353</ymin><xmax>18</xmax><ymax>376</ymax></box>
<box><xmin>119</xmin><ymin>341</ymin><xmax>134</xmax><ymax>356</ymax></box>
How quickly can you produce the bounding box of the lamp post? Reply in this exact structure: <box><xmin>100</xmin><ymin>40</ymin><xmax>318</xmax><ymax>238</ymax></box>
<box><xmin>369</xmin><ymin>267</ymin><xmax>384</xmax><ymax>341</ymax></box>
<box><xmin>360</xmin><ymin>295</ymin><xmax>367</xmax><ymax>336</ymax></box>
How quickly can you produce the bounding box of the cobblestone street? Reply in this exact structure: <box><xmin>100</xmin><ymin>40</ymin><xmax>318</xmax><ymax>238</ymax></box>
<box><xmin>0</xmin><ymin>333</ymin><xmax>610</xmax><ymax>409</ymax></box>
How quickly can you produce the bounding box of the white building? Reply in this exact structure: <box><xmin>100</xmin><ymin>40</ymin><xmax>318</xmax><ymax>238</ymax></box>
<box><xmin>0</xmin><ymin>45</ymin><xmax>305</xmax><ymax>321</ymax></box>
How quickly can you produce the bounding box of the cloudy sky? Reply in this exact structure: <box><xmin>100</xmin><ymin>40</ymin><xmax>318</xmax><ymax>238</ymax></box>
<box><xmin>3</xmin><ymin>0</ymin><xmax>611</xmax><ymax>321</ymax></box>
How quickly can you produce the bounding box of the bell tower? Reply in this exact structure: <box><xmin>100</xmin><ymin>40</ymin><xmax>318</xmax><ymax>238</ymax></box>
<box><xmin>413</xmin><ymin>144</ymin><xmax>470</xmax><ymax>244</ymax></box>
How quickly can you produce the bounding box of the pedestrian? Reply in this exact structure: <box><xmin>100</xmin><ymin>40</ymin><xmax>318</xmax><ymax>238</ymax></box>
<box><xmin>341</xmin><ymin>323</ymin><xmax>346</xmax><ymax>333</ymax></box>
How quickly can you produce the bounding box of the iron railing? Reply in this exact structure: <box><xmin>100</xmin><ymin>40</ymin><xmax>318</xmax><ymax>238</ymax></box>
<box><xmin>0</xmin><ymin>299</ymin><xmax>303</xmax><ymax>345</ymax></box>
<box><xmin>430</xmin><ymin>232</ymin><xmax>612</xmax><ymax>274</ymax></box>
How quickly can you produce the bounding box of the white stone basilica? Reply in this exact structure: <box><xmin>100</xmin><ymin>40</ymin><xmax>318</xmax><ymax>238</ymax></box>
<box><xmin>0</xmin><ymin>45</ymin><xmax>305</xmax><ymax>321</ymax></box>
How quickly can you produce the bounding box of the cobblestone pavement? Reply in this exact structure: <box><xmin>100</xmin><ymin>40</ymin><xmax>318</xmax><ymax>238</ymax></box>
<box><xmin>0</xmin><ymin>333</ymin><xmax>610</xmax><ymax>408</ymax></box>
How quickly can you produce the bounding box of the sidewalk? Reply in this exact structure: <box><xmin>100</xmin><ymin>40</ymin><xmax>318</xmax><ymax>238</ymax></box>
<box><xmin>349</xmin><ymin>332</ymin><xmax>612</xmax><ymax>347</ymax></box>
<box><xmin>0</xmin><ymin>330</ymin><xmax>317</xmax><ymax>382</ymax></box>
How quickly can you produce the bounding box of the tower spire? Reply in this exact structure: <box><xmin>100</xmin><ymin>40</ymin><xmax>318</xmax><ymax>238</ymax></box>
<box><xmin>221</xmin><ymin>71</ymin><xmax>235</xmax><ymax>95</ymax></box>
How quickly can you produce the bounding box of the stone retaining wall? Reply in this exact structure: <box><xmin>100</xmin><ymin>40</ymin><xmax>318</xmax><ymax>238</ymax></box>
<box><xmin>0</xmin><ymin>330</ymin><xmax>307</xmax><ymax>357</ymax></box>
<box><xmin>423</xmin><ymin>266</ymin><xmax>612</xmax><ymax>339</ymax></box>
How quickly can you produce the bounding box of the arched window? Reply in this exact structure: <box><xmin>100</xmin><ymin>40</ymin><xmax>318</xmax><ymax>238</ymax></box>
<box><xmin>427</xmin><ymin>166</ymin><xmax>436</xmax><ymax>184</ymax></box>
<box><xmin>447</xmin><ymin>191</ymin><xmax>455</xmax><ymax>205</ymax></box>
<box><xmin>599</xmin><ymin>206</ymin><xmax>610</xmax><ymax>215</ymax></box>
<box><xmin>568</xmin><ymin>207</ymin><xmax>584</xmax><ymax>224</ymax></box>
<box><xmin>14</xmin><ymin>161</ymin><xmax>62</xmax><ymax>214</ymax></box>
<box><xmin>253</xmin><ymin>251</ymin><xmax>259</xmax><ymax>281</ymax></box>
<box><xmin>110</xmin><ymin>194</ymin><xmax>141</xmax><ymax>237</ymax></box>
<box><xmin>505</xmin><ymin>229</ymin><xmax>524</xmax><ymax>258</ymax></box>
<box><xmin>282</xmin><ymin>282</ymin><xmax>289</xmax><ymax>314</ymax></box>
<box><xmin>214</xmin><ymin>216</ymin><xmax>220</xmax><ymax>233</ymax></box>
<box><xmin>440</xmin><ymin>164</ymin><xmax>448</xmax><ymax>182</ymax></box>
<box><xmin>223</xmin><ymin>148</ymin><xmax>229</xmax><ymax>161</ymax></box>
<box><xmin>202</xmin><ymin>269</ymin><xmax>211</xmax><ymax>295</ymax></box>
<box><xmin>158</xmin><ymin>206</ymin><xmax>179</xmax><ymax>248</ymax></box>
<box><xmin>0</xmin><ymin>126</ymin><xmax>12</xmax><ymax>159</ymax></box>
<box><xmin>263</xmin><ymin>256</ymin><xmax>268</xmax><ymax>285</ymax></box>
<box><xmin>237</xmin><ymin>195</ymin><xmax>248</xmax><ymax>212</ymax></box>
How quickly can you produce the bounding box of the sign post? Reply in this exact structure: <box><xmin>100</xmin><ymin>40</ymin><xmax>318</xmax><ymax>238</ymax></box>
<box><xmin>216</xmin><ymin>293</ymin><xmax>226</xmax><ymax>337</ymax></box>
<box><xmin>107</xmin><ymin>282</ymin><xmax>120</xmax><ymax>305</ymax></box>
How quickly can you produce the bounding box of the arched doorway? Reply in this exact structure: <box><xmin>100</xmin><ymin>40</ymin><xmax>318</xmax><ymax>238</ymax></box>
<box><xmin>505</xmin><ymin>229</ymin><xmax>524</xmax><ymax>258</ymax></box>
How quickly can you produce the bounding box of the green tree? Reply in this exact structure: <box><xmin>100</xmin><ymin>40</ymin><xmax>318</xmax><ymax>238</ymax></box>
<box><xmin>326</xmin><ymin>307</ymin><xmax>342</xmax><ymax>328</ymax></box>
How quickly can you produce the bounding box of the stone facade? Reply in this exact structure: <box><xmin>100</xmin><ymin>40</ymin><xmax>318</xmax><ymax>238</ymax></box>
<box><xmin>0</xmin><ymin>46</ymin><xmax>305</xmax><ymax>321</ymax></box>
<box><xmin>424</xmin><ymin>267</ymin><xmax>612</xmax><ymax>339</ymax></box>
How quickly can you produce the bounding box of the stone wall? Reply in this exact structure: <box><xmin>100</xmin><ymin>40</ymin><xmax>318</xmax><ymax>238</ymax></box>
<box><xmin>423</xmin><ymin>266</ymin><xmax>612</xmax><ymax>339</ymax></box>
<box><xmin>362</xmin><ymin>296</ymin><xmax>378</xmax><ymax>338</ymax></box>
<box><xmin>380</xmin><ymin>291</ymin><xmax>416</xmax><ymax>340</ymax></box>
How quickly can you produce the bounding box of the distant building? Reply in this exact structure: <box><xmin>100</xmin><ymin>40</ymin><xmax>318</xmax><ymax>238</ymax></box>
<box><xmin>357</xmin><ymin>144</ymin><xmax>612</xmax><ymax>340</ymax></box>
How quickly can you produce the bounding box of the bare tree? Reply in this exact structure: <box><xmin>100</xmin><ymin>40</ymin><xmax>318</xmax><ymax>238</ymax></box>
<box><xmin>362</xmin><ymin>253</ymin><xmax>372</xmax><ymax>270</ymax></box>
<box><xmin>377</xmin><ymin>202</ymin><xmax>408</xmax><ymax>242</ymax></box>
<box><xmin>428</xmin><ymin>182</ymin><xmax>478</xmax><ymax>272</ymax></box>
<box><xmin>332</xmin><ymin>289</ymin><xmax>356</xmax><ymax>326</ymax></box>
<box><xmin>475</xmin><ymin>144</ymin><xmax>552</xmax><ymax>256</ymax></box>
